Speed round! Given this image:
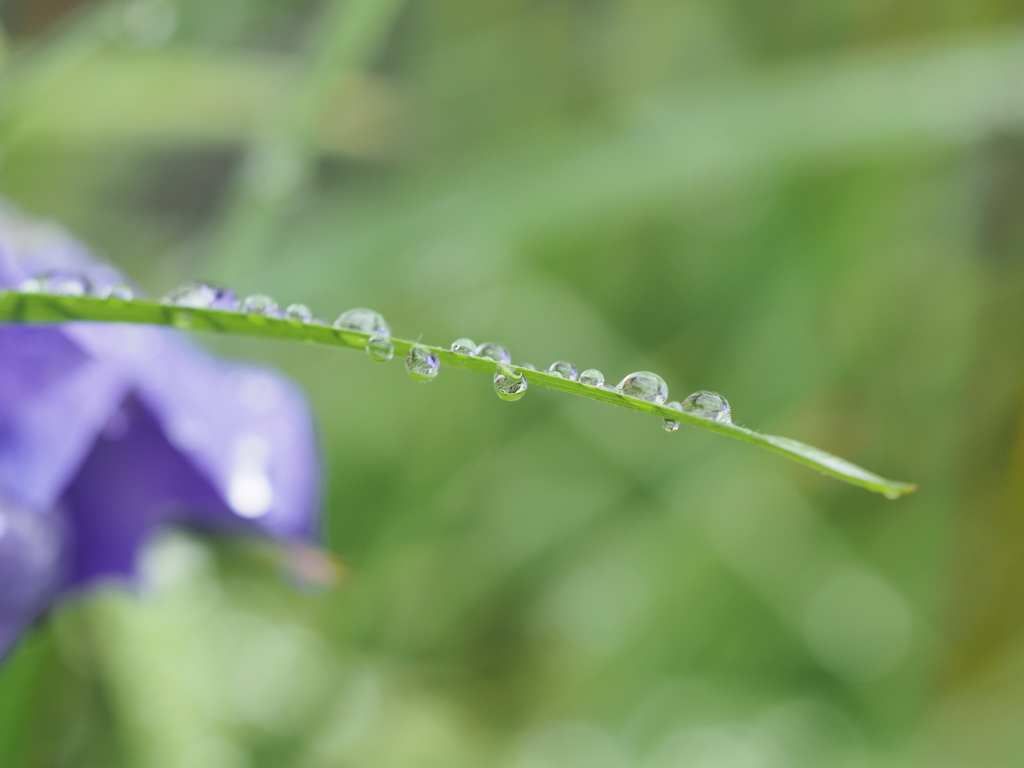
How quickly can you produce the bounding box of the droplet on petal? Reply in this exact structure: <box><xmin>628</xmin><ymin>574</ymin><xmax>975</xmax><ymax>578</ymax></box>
<box><xmin>494</xmin><ymin>363</ymin><xmax>527</xmax><ymax>401</ymax></box>
<box><xmin>579</xmin><ymin>369</ymin><xmax>604</xmax><ymax>387</ymax></box>
<box><xmin>450</xmin><ymin>337</ymin><xmax>476</xmax><ymax>355</ymax></box>
<box><xmin>161</xmin><ymin>281</ymin><xmax>238</xmax><ymax>311</ymax></box>
<box><xmin>615</xmin><ymin>371</ymin><xmax>668</xmax><ymax>405</ymax></box>
<box><xmin>547</xmin><ymin>361</ymin><xmax>578</xmax><ymax>380</ymax></box>
<box><xmin>406</xmin><ymin>344</ymin><xmax>440</xmax><ymax>382</ymax></box>
<box><xmin>366</xmin><ymin>333</ymin><xmax>394</xmax><ymax>362</ymax></box>
<box><xmin>334</xmin><ymin>307</ymin><xmax>390</xmax><ymax>336</ymax></box>
<box><xmin>473</xmin><ymin>342</ymin><xmax>511</xmax><ymax>363</ymax></box>
<box><xmin>680</xmin><ymin>391</ymin><xmax>731</xmax><ymax>423</ymax></box>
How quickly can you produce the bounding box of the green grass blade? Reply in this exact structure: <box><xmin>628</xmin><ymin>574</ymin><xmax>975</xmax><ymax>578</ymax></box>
<box><xmin>0</xmin><ymin>291</ymin><xmax>917</xmax><ymax>499</ymax></box>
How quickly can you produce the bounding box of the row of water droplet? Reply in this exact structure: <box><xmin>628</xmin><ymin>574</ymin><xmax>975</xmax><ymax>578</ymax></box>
<box><xmin>15</xmin><ymin>274</ymin><xmax>732</xmax><ymax>426</ymax></box>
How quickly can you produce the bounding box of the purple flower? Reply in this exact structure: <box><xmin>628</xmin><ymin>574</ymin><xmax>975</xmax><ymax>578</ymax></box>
<box><xmin>0</xmin><ymin>203</ymin><xmax>321</xmax><ymax>659</ymax></box>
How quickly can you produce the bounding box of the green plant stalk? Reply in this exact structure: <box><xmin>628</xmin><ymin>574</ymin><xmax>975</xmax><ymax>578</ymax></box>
<box><xmin>0</xmin><ymin>292</ymin><xmax>917</xmax><ymax>499</ymax></box>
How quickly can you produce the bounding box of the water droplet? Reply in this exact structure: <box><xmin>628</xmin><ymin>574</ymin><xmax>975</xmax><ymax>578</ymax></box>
<box><xmin>161</xmin><ymin>281</ymin><xmax>238</xmax><ymax>310</ymax></box>
<box><xmin>579</xmin><ymin>369</ymin><xmax>605</xmax><ymax>387</ymax></box>
<box><xmin>547</xmin><ymin>361</ymin><xmax>579</xmax><ymax>380</ymax></box>
<box><xmin>494</xmin><ymin>363</ymin><xmax>528</xmax><ymax>401</ymax></box>
<box><xmin>520</xmin><ymin>363</ymin><xmax>537</xmax><ymax>371</ymax></box>
<box><xmin>310</xmin><ymin>317</ymin><xmax>329</xmax><ymax>326</ymax></box>
<box><xmin>680</xmin><ymin>390</ymin><xmax>731</xmax><ymax>423</ymax></box>
<box><xmin>663</xmin><ymin>401</ymin><xmax>681</xmax><ymax>432</ymax></box>
<box><xmin>284</xmin><ymin>303</ymin><xmax>313</xmax><ymax>323</ymax></box>
<box><xmin>19</xmin><ymin>270</ymin><xmax>93</xmax><ymax>297</ymax></box>
<box><xmin>366</xmin><ymin>333</ymin><xmax>394</xmax><ymax>362</ymax></box>
<box><xmin>101</xmin><ymin>283</ymin><xmax>134</xmax><ymax>301</ymax></box>
<box><xmin>615</xmin><ymin>371</ymin><xmax>668</xmax><ymax>405</ymax></box>
<box><xmin>450</xmin><ymin>337</ymin><xmax>476</xmax><ymax>355</ymax></box>
<box><xmin>241</xmin><ymin>294</ymin><xmax>282</xmax><ymax>318</ymax></box>
<box><xmin>334</xmin><ymin>307</ymin><xmax>390</xmax><ymax>336</ymax></box>
<box><xmin>171</xmin><ymin>310</ymin><xmax>193</xmax><ymax>329</ymax></box>
<box><xmin>406</xmin><ymin>344</ymin><xmax>440</xmax><ymax>382</ymax></box>
<box><xmin>473</xmin><ymin>342</ymin><xmax>511</xmax><ymax>363</ymax></box>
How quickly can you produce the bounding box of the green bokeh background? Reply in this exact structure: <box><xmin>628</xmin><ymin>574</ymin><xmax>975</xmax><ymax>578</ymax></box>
<box><xmin>2</xmin><ymin>0</ymin><xmax>1024</xmax><ymax>765</ymax></box>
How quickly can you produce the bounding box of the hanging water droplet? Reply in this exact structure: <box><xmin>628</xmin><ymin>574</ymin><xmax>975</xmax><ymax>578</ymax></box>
<box><xmin>241</xmin><ymin>294</ymin><xmax>282</xmax><ymax>318</ymax></box>
<box><xmin>101</xmin><ymin>283</ymin><xmax>134</xmax><ymax>301</ymax></box>
<box><xmin>161</xmin><ymin>281</ymin><xmax>238</xmax><ymax>310</ymax></box>
<box><xmin>406</xmin><ymin>344</ymin><xmax>440</xmax><ymax>382</ymax></box>
<box><xmin>171</xmin><ymin>310</ymin><xmax>193</xmax><ymax>329</ymax></box>
<box><xmin>579</xmin><ymin>369</ymin><xmax>605</xmax><ymax>387</ymax></box>
<box><xmin>19</xmin><ymin>270</ymin><xmax>93</xmax><ymax>297</ymax></box>
<box><xmin>473</xmin><ymin>342</ymin><xmax>512</xmax><ymax>363</ymax></box>
<box><xmin>450</xmin><ymin>337</ymin><xmax>476</xmax><ymax>355</ymax></box>
<box><xmin>494</xmin><ymin>363</ymin><xmax>527</xmax><ymax>401</ymax></box>
<box><xmin>366</xmin><ymin>333</ymin><xmax>394</xmax><ymax>362</ymax></box>
<box><xmin>334</xmin><ymin>307</ymin><xmax>390</xmax><ymax>336</ymax></box>
<box><xmin>615</xmin><ymin>371</ymin><xmax>668</xmax><ymax>405</ymax></box>
<box><xmin>680</xmin><ymin>391</ymin><xmax>731</xmax><ymax>423</ymax></box>
<box><xmin>547</xmin><ymin>361</ymin><xmax>579</xmax><ymax>380</ymax></box>
<box><xmin>284</xmin><ymin>303</ymin><xmax>312</xmax><ymax>323</ymax></box>
<box><xmin>663</xmin><ymin>401</ymin><xmax>682</xmax><ymax>432</ymax></box>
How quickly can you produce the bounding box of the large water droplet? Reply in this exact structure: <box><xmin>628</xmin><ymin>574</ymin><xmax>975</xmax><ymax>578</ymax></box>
<box><xmin>663</xmin><ymin>401</ymin><xmax>682</xmax><ymax>432</ymax></box>
<box><xmin>450</xmin><ymin>337</ymin><xmax>476</xmax><ymax>355</ymax></box>
<box><xmin>284</xmin><ymin>303</ymin><xmax>313</xmax><ymax>323</ymax></box>
<box><xmin>101</xmin><ymin>283</ymin><xmax>134</xmax><ymax>301</ymax></box>
<box><xmin>406</xmin><ymin>344</ymin><xmax>440</xmax><ymax>382</ymax></box>
<box><xmin>334</xmin><ymin>307</ymin><xmax>390</xmax><ymax>336</ymax></box>
<box><xmin>367</xmin><ymin>333</ymin><xmax>394</xmax><ymax>362</ymax></box>
<box><xmin>161</xmin><ymin>281</ymin><xmax>238</xmax><ymax>310</ymax></box>
<box><xmin>19</xmin><ymin>270</ymin><xmax>94</xmax><ymax>297</ymax></box>
<box><xmin>680</xmin><ymin>391</ymin><xmax>731</xmax><ymax>423</ymax></box>
<box><xmin>579</xmin><ymin>369</ymin><xmax>605</xmax><ymax>387</ymax></box>
<box><xmin>494</xmin><ymin>363</ymin><xmax>527</xmax><ymax>401</ymax></box>
<box><xmin>241</xmin><ymin>294</ymin><xmax>282</xmax><ymax>318</ymax></box>
<box><xmin>615</xmin><ymin>371</ymin><xmax>668</xmax><ymax>405</ymax></box>
<box><xmin>473</xmin><ymin>342</ymin><xmax>511</xmax><ymax>363</ymax></box>
<box><xmin>547</xmin><ymin>361</ymin><xmax>579</xmax><ymax>381</ymax></box>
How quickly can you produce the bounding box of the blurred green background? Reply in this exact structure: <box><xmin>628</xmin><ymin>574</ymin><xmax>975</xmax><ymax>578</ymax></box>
<box><xmin>2</xmin><ymin>0</ymin><xmax>1024</xmax><ymax>765</ymax></box>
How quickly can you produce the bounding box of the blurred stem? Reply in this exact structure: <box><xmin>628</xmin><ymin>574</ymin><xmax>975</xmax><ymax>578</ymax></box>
<box><xmin>204</xmin><ymin>0</ymin><xmax>408</xmax><ymax>291</ymax></box>
<box><xmin>0</xmin><ymin>292</ymin><xmax>917</xmax><ymax>498</ymax></box>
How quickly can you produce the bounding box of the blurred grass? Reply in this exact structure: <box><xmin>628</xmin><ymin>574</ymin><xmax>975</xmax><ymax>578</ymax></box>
<box><xmin>2</xmin><ymin>0</ymin><xmax>1024</xmax><ymax>766</ymax></box>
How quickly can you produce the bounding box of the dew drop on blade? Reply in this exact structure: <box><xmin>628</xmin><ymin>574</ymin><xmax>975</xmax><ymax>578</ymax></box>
<box><xmin>283</xmin><ymin>303</ymin><xmax>312</xmax><ymax>323</ymax></box>
<box><xmin>615</xmin><ymin>371</ymin><xmax>668</xmax><ymax>405</ymax></box>
<box><xmin>473</xmin><ymin>342</ymin><xmax>512</xmax><ymax>363</ymax></box>
<box><xmin>20</xmin><ymin>270</ymin><xmax>94</xmax><ymax>297</ymax></box>
<box><xmin>494</xmin><ymin>363</ymin><xmax>527</xmax><ymax>401</ymax></box>
<box><xmin>406</xmin><ymin>344</ymin><xmax>440</xmax><ymax>382</ymax></box>
<box><xmin>450</xmin><ymin>337</ymin><xmax>476</xmax><ymax>355</ymax></box>
<box><xmin>101</xmin><ymin>283</ymin><xmax>134</xmax><ymax>301</ymax></box>
<box><xmin>680</xmin><ymin>391</ymin><xmax>731</xmax><ymax>423</ymax></box>
<box><xmin>663</xmin><ymin>401</ymin><xmax>682</xmax><ymax>432</ymax></box>
<box><xmin>334</xmin><ymin>307</ymin><xmax>390</xmax><ymax>336</ymax></box>
<box><xmin>161</xmin><ymin>281</ymin><xmax>238</xmax><ymax>310</ymax></box>
<box><xmin>547</xmin><ymin>361</ymin><xmax>578</xmax><ymax>380</ymax></box>
<box><xmin>241</xmin><ymin>294</ymin><xmax>282</xmax><ymax>318</ymax></box>
<box><xmin>366</xmin><ymin>333</ymin><xmax>394</xmax><ymax>362</ymax></box>
<box><xmin>579</xmin><ymin>369</ymin><xmax>604</xmax><ymax>387</ymax></box>
<box><xmin>520</xmin><ymin>363</ymin><xmax>537</xmax><ymax>371</ymax></box>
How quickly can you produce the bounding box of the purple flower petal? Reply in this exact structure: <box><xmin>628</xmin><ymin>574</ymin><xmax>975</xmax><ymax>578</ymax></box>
<box><xmin>0</xmin><ymin>200</ymin><xmax>323</xmax><ymax>660</ymax></box>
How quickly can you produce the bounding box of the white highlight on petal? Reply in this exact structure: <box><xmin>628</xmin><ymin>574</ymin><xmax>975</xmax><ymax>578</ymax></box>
<box><xmin>228</xmin><ymin>433</ymin><xmax>274</xmax><ymax>518</ymax></box>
